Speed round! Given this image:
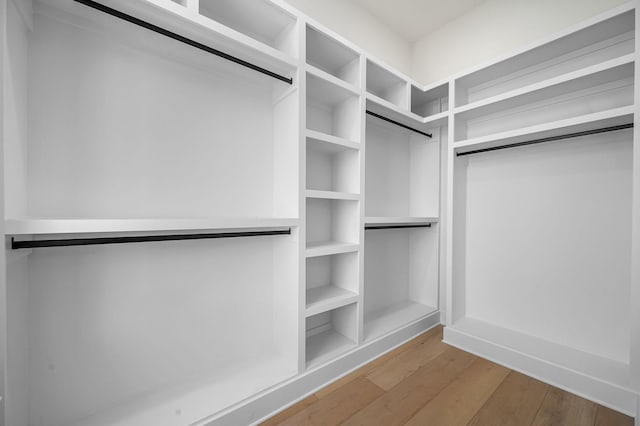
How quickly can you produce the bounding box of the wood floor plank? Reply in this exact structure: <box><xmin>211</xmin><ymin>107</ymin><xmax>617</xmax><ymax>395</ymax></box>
<box><xmin>314</xmin><ymin>326</ymin><xmax>441</xmax><ymax>399</ymax></box>
<box><xmin>467</xmin><ymin>371</ymin><xmax>549</xmax><ymax>426</ymax></box>
<box><xmin>271</xmin><ymin>377</ymin><xmax>384</xmax><ymax>426</ymax></box>
<box><xmin>531</xmin><ymin>386</ymin><xmax>597</xmax><ymax>426</ymax></box>
<box><xmin>366</xmin><ymin>326</ymin><xmax>448</xmax><ymax>390</ymax></box>
<box><xmin>261</xmin><ymin>395</ymin><xmax>319</xmax><ymax>426</ymax></box>
<box><xmin>404</xmin><ymin>357</ymin><xmax>510</xmax><ymax>426</ymax></box>
<box><xmin>342</xmin><ymin>346</ymin><xmax>477</xmax><ymax>426</ymax></box>
<box><xmin>594</xmin><ymin>405</ymin><xmax>634</xmax><ymax>426</ymax></box>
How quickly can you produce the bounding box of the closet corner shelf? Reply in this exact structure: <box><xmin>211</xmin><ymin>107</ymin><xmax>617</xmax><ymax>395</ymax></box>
<box><xmin>453</xmin><ymin>106</ymin><xmax>634</xmax><ymax>155</ymax></box>
<box><xmin>306</xmin><ymin>64</ymin><xmax>360</xmax><ymax>97</ymax></box>
<box><xmin>306</xmin><ymin>129</ymin><xmax>360</xmax><ymax>151</ymax></box>
<box><xmin>306</xmin><ymin>190</ymin><xmax>360</xmax><ymax>201</ymax></box>
<box><xmin>53</xmin><ymin>0</ymin><xmax>297</xmax><ymax>81</ymax></box>
<box><xmin>453</xmin><ymin>54</ymin><xmax>635</xmax><ymax>118</ymax></box>
<box><xmin>364</xmin><ymin>301</ymin><xmax>438</xmax><ymax>343</ymax></box>
<box><xmin>306</xmin><ymin>286</ymin><xmax>359</xmax><ymax>317</ymax></box>
<box><xmin>5</xmin><ymin>217</ymin><xmax>299</xmax><ymax>236</ymax></box>
<box><xmin>306</xmin><ymin>241</ymin><xmax>359</xmax><ymax>257</ymax></box>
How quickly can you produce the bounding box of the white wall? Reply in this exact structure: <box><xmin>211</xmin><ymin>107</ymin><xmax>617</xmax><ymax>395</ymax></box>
<box><xmin>282</xmin><ymin>0</ymin><xmax>412</xmax><ymax>76</ymax></box>
<box><xmin>411</xmin><ymin>0</ymin><xmax>629</xmax><ymax>84</ymax></box>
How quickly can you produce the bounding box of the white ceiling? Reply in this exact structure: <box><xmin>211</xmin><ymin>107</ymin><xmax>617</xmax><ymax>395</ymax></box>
<box><xmin>348</xmin><ymin>0</ymin><xmax>487</xmax><ymax>42</ymax></box>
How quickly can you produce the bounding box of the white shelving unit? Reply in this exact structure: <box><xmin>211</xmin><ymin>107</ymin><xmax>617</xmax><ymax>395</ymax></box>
<box><xmin>5</xmin><ymin>0</ymin><xmax>637</xmax><ymax>424</ymax></box>
<box><xmin>444</xmin><ymin>2</ymin><xmax>639</xmax><ymax>418</ymax></box>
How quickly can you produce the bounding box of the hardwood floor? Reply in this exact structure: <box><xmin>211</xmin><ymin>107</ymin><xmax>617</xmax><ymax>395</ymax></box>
<box><xmin>262</xmin><ymin>326</ymin><xmax>634</xmax><ymax>426</ymax></box>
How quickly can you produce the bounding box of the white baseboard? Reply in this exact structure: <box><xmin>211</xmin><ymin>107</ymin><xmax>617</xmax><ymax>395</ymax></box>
<box><xmin>444</xmin><ymin>325</ymin><xmax>638</xmax><ymax>418</ymax></box>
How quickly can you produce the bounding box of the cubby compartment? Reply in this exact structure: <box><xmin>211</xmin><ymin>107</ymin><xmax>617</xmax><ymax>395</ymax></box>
<box><xmin>6</xmin><ymin>235</ymin><xmax>298</xmax><ymax>426</ymax></box>
<box><xmin>363</xmin><ymin>226</ymin><xmax>439</xmax><ymax>342</ymax></box>
<box><xmin>454</xmin><ymin>8</ymin><xmax>634</xmax><ymax>107</ymax></box>
<box><xmin>306</xmin><ymin>137</ymin><xmax>360</xmax><ymax>195</ymax></box>
<box><xmin>306</xmin><ymin>25</ymin><xmax>360</xmax><ymax>87</ymax></box>
<box><xmin>306</xmin><ymin>198</ymin><xmax>360</xmax><ymax>251</ymax></box>
<box><xmin>454</xmin><ymin>59</ymin><xmax>634</xmax><ymax>142</ymax></box>
<box><xmin>199</xmin><ymin>0</ymin><xmax>298</xmax><ymax>57</ymax></box>
<box><xmin>306</xmin><ymin>252</ymin><xmax>359</xmax><ymax>316</ymax></box>
<box><xmin>411</xmin><ymin>83</ymin><xmax>449</xmax><ymax>118</ymax></box>
<box><xmin>365</xmin><ymin>117</ymin><xmax>440</xmax><ymax>218</ymax></box>
<box><xmin>366</xmin><ymin>59</ymin><xmax>408</xmax><ymax>109</ymax></box>
<box><xmin>306</xmin><ymin>303</ymin><xmax>358</xmax><ymax>368</ymax></box>
<box><xmin>306</xmin><ymin>72</ymin><xmax>361</xmax><ymax>142</ymax></box>
<box><xmin>6</xmin><ymin>2</ymin><xmax>298</xmax><ymax>220</ymax></box>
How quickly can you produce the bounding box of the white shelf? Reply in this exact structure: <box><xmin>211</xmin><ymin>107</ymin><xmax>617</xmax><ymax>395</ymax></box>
<box><xmin>306</xmin><ymin>328</ymin><xmax>356</xmax><ymax>369</ymax></box>
<box><xmin>365</xmin><ymin>216</ymin><xmax>439</xmax><ymax>226</ymax></box>
<box><xmin>454</xmin><ymin>105</ymin><xmax>634</xmax><ymax>154</ymax></box>
<box><xmin>366</xmin><ymin>59</ymin><xmax>408</xmax><ymax>109</ymax></box>
<box><xmin>306</xmin><ymin>64</ymin><xmax>360</xmax><ymax>98</ymax></box>
<box><xmin>75</xmin><ymin>354</ymin><xmax>295</xmax><ymax>426</ymax></box>
<box><xmin>306</xmin><ymin>190</ymin><xmax>360</xmax><ymax>201</ymax></box>
<box><xmin>306</xmin><ymin>286</ymin><xmax>359</xmax><ymax>317</ymax></box>
<box><xmin>306</xmin><ymin>24</ymin><xmax>360</xmax><ymax>87</ymax></box>
<box><xmin>199</xmin><ymin>0</ymin><xmax>298</xmax><ymax>58</ymax></box>
<box><xmin>455</xmin><ymin>54</ymin><xmax>635</xmax><ymax>119</ymax></box>
<box><xmin>446</xmin><ymin>317</ymin><xmax>631</xmax><ymax>389</ymax></box>
<box><xmin>306</xmin><ymin>241</ymin><xmax>359</xmax><ymax>257</ymax></box>
<box><xmin>306</xmin><ymin>130</ymin><xmax>360</xmax><ymax>151</ymax></box>
<box><xmin>5</xmin><ymin>217</ymin><xmax>298</xmax><ymax>236</ymax></box>
<box><xmin>366</xmin><ymin>95</ymin><xmax>442</xmax><ymax>136</ymax></box>
<box><xmin>364</xmin><ymin>301</ymin><xmax>437</xmax><ymax>343</ymax></box>
<box><xmin>307</xmin><ymin>71</ymin><xmax>360</xmax><ymax>107</ymax></box>
<box><xmin>41</xmin><ymin>0</ymin><xmax>297</xmax><ymax>80</ymax></box>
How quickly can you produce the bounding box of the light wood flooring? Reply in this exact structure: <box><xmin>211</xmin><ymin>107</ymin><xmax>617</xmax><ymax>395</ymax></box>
<box><xmin>262</xmin><ymin>326</ymin><xmax>634</xmax><ymax>426</ymax></box>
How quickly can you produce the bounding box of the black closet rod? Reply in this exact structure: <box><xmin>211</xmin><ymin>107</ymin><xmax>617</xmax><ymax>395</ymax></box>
<box><xmin>456</xmin><ymin>123</ymin><xmax>634</xmax><ymax>157</ymax></box>
<box><xmin>366</xmin><ymin>111</ymin><xmax>433</xmax><ymax>138</ymax></box>
<box><xmin>74</xmin><ymin>0</ymin><xmax>293</xmax><ymax>85</ymax></box>
<box><xmin>11</xmin><ymin>229</ymin><xmax>291</xmax><ymax>249</ymax></box>
<box><xmin>365</xmin><ymin>224</ymin><xmax>432</xmax><ymax>230</ymax></box>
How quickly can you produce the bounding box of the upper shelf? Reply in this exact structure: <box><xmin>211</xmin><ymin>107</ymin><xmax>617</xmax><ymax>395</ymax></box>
<box><xmin>42</xmin><ymin>0</ymin><xmax>298</xmax><ymax>84</ymax></box>
<box><xmin>454</xmin><ymin>5</ymin><xmax>635</xmax><ymax>107</ymax></box>
<box><xmin>454</xmin><ymin>105</ymin><xmax>634</xmax><ymax>155</ymax></box>
<box><xmin>366</xmin><ymin>59</ymin><xmax>408</xmax><ymax>109</ymax></box>
<box><xmin>5</xmin><ymin>217</ymin><xmax>299</xmax><ymax>236</ymax></box>
<box><xmin>454</xmin><ymin>55</ymin><xmax>635</xmax><ymax>121</ymax></box>
<box><xmin>306</xmin><ymin>24</ymin><xmax>361</xmax><ymax>87</ymax></box>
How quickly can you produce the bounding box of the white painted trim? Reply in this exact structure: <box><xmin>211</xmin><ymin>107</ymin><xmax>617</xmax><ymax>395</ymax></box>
<box><xmin>444</xmin><ymin>326</ymin><xmax>639</xmax><ymax>417</ymax></box>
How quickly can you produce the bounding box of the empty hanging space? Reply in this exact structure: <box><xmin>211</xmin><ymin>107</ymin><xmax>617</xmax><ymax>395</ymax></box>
<box><xmin>306</xmin><ymin>303</ymin><xmax>358</xmax><ymax>369</ymax></box>
<box><xmin>363</xmin><ymin>226</ymin><xmax>439</xmax><ymax>342</ymax></box>
<box><xmin>9</xmin><ymin>0</ymin><xmax>298</xmax><ymax>220</ymax></box>
<box><xmin>411</xmin><ymin>82</ymin><xmax>449</xmax><ymax>120</ymax></box>
<box><xmin>365</xmin><ymin>116</ymin><xmax>440</xmax><ymax>220</ymax></box>
<box><xmin>454</xmin><ymin>9</ymin><xmax>635</xmax><ymax>107</ymax></box>
<box><xmin>306</xmin><ymin>198</ymin><xmax>359</xmax><ymax>256</ymax></box>
<box><xmin>366</xmin><ymin>59</ymin><xmax>409</xmax><ymax>109</ymax></box>
<box><xmin>306</xmin><ymin>72</ymin><xmax>361</xmax><ymax>143</ymax></box>
<box><xmin>306</xmin><ymin>252</ymin><xmax>359</xmax><ymax>317</ymax></box>
<box><xmin>306</xmin><ymin>135</ymin><xmax>360</xmax><ymax>197</ymax></box>
<box><xmin>446</xmin><ymin>126</ymin><xmax>634</xmax><ymax>412</ymax></box>
<box><xmin>306</xmin><ymin>25</ymin><xmax>360</xmax><ymax>87</ymax></box>
<box><xmin>198</xmin><ymin>0</ymin><xmax>298</xmax><ymax>58</ymax></box>
<box><xmin>6</xmin><ymin>234</ymin><xmax>298</xmax><ymax>426</ymax></box>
